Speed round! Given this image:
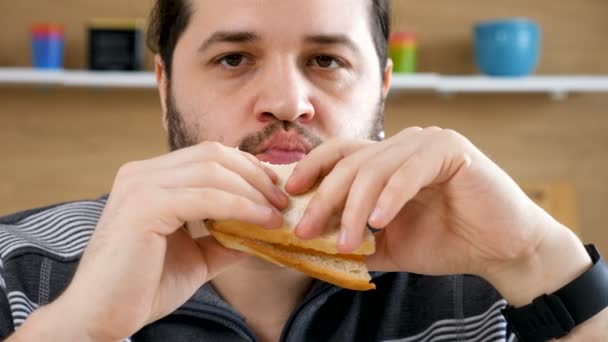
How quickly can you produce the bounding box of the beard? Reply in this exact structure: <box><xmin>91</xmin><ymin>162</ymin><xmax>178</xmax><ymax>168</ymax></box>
<box><xmin>165</xmin><ymin>83</ymin><xmax>386</xmax><ymax>153</ymax></box>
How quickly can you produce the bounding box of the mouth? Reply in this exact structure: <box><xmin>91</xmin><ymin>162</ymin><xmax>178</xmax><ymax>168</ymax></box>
<box><xmin>254</xmin><ymin>132</ymin><xmax>313</xmax><ymax>165</ymax></box>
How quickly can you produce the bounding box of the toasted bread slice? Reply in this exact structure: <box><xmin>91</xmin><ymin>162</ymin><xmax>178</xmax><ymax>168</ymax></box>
<box><xmin>211</xmin><ymin>230</ymin><xmax>375</xmax><ymax>291</ymax></box>
<box><xmin>208</xmin><ymin>162</ymin><xmax>375</xmax><ymax>255</ymax></box>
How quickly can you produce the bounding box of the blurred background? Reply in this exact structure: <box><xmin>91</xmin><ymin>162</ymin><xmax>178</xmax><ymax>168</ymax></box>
<box><xmin>0</xmin><ymin>0</ymin><xmax>607</xmax><ymax>251</ymax></box>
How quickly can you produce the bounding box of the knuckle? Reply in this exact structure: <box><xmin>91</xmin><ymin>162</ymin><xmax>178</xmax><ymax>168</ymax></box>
<box><xmin>424</xmin><ymin>126</ymin><xmax>443</xmax><ymax>132</ymax></box>
<box><xmin>229</xmin><ymin>195</ymin><xmax>251</xmax><ymax>212</ymax></box>
<box><xmin>440</xmin><ymin>129</ymin><xmax>472</xmax><ymax>149</ymax></box>
<box><xmin>124</xmin><ymin>178</ymin><xmax>146</xmax><ymax>194</ymax></box>
<box><xmin>201</xmin><ymin>140</ymin><xmax>225</xmax><ymax>153</ymax></box>
<box><xmin>383</xmin><ymin>177</ymin><xmax>407</xmax><ymax>200</ymax></box>
<box><xmin>204</xmin><ymin>160</ymin><xmax>223</xmax><ymax>173</ymax></box>
<box><xmin>397</xmin><ymin>126</ymin><xmax>423</xmax><ymax>138</ymax></box>
<box><xmin>327</xmin><ymin>136</ymin><xmax>348</xmax><ymax>147</ymax></box>
<box><xmin>313</xmin><ymin>186</ymin><xmax>331</xmax><ymax>203</ymax></box>
<box><xmin>334</xmin><ymin>157</ymin><xmax>356</xmax><ymax>173</ymax></box>
<box><xmin>116</xmin><ymin>161</ymin><xmax>139</xmax><ymax>178</ymax></box>
<box><xmin>114</xmin><ymin>162</ymin><xmax>146</xmax><ymax>191</ymax></box>
<box><xmin>329</xmin><ymin>137</ymin><xmax>361</xmax><ymax>151</ymax></box>
<box><xmin>440</xmin><ymin>128</ymin><xmax>464</xmax><ymax>141</ymax></box>
<box><xmin>201</xmin><ymin>161</ymin><xmax>226</xmax><ymax>180</ymax></box>
<box><xmin>355</xmin><ymin>166</ymin><xmax>376</xmax><ymax>183</ymax></box>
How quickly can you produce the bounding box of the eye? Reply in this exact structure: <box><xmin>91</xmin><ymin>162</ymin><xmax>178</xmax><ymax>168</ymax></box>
<box><xmin>217</xmin><ymin>53</ymin><xmax>248</xmax><ymax>68</ymax></box>
<box><xmin>310</xmin><ymin>55</ymin><xmax>342</xmax><ymax>69</ymax></box>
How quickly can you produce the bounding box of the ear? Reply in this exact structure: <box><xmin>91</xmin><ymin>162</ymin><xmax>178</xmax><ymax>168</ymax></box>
<box><xmin>381</xmin><ymin>58</ymin><xmax>393</xmax><ymax>100</ymax></box>
<box><xmin>155</xmin><ymin>54</ymin><xmax>169</xmax><ymax>131</ymax></box>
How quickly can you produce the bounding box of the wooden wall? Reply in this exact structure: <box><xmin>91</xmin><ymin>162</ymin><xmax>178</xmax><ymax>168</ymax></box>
<box><xmin>1</xmin><ymin>1</ymin><xmax>607</xmax><ymax>251</ymax></box>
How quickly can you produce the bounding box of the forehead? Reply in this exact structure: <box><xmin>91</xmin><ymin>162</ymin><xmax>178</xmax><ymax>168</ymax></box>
<box><xmin>185</xmin><ymin>0</ymin><xmax>372</xmax><ymax>44</ymax></box>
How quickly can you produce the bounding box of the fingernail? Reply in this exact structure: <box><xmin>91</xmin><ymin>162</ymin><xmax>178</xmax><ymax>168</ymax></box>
<box><xmin>369</xmin><ymin>208</ymin><xmax>383</xmax><ymax>225</ymax></box>
<box><xmin>261</xmin><ymin>207</ymin><xmax>283</xmax><ymax>229</ymax></box>
<box><xmin>266</xmin><ymin>168</ymin><xmax>279</xmax><ymax>184</ymax></box>
<box><xmin>338</xmin><ymin>228</ymin><xmax>349</xmax><ymax>247</ymax></box>
<box><xmin>274</xmin><ymin>186</ymin><xmax>288</xmax><ymax>204</ymax></box>
<box><xmin>296</xmin><ymin>212</ymin><xmax>311</xmax><ymax>233</ymax></box>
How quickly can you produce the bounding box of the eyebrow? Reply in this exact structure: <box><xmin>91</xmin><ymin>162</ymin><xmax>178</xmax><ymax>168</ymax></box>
<box><xmin>197</xmin><ymin>31</ymin><xmax>361</xmax><ymax>55</ymax></box>
<box><xmin>304</xmin><ymin>34</ymin><xmax>361</xmax><ymax>54</ymax></box>
<box><xmin>198</xmin><ymin>31</ymin><xmax>260</xmax><ymax>53</ymax></box>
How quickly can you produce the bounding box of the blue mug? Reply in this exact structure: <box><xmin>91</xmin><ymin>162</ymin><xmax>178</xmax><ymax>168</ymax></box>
<box><xmin>474</xmin><ymin>18</ymin><xmax>541</xmax><ymax>77</ymax></box>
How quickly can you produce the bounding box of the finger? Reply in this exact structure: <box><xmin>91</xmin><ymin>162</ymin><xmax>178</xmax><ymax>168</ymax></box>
<box><xmin>295</xmin><ymin>144</ymin><xmax>383</xmax><ymax>240</ymax></box>
<box><xmin>286</xmin><ymin>126</ymin><xmax>426</xmax><ymax>195</ymax></box>
<box><xmin>142</xmin><ymin>142</ymin><xmax>234</xmax><ymax>169</ymax></box>
<box><xmin>338</xmin><ymin>144</ymin><xmax>416</xmax><ymax>253</ymax></box>
<box><xmin>150</xmin><ymin>187</ymin><xmax>283</xmax><ymax>236</ymax></box>
<box><xmin>286</xmin><ymin>139</ymin><xmax>374</xmax><ymax>195</ymax></box>
<box><xmin>153</xmin><ymin>161</ymin><xmax>273</xmax><ymax>208</ymax></box>
<box><xmin>364</xmin><ymin>231</ymin><xmax>401</xmax><ymax>272</ymax></box>
<box><xmin>125</xmin><ymin>143</ymin><xmax>285</xmax><ymax>205</ymax></box>
<box><xmin>338</xmin><ymin>127</ymin><xmax>448</xmax><ymax>252</ymax></box>
<box><xmin>369</xmin><ymin>143</ymin><xmax>472</xmax><ymax>229</ymax></box>
<box><xmin>239</xmin><ymin>151</ymin><xmax>280</xmax><ymax>185</ymax></box>
<box><xmin>212</xmin><ymin>150</ymin><xmax>288</xmax><ymax>209</ymax></box>
<box><xmin>154</xmin><ymin>147</ymin><xmax>287</xmax><ymax>209</ymax></box>
<box><xmin>296</xmin><ymin>127</ymin><xmax>428</xmax><ymax>242</ymax></box>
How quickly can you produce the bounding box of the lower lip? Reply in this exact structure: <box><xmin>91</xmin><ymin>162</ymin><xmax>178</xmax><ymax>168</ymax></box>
<box><xmin>256</xmin><ymin>149</ymin><xmax>306</xmax><ymax>164</ymax></box>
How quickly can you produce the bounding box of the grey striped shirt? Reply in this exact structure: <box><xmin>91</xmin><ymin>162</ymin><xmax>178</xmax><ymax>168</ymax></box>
<box><xmin>0</xmin><ymin>196</ymin><xmax>516</xmax><ymax>341</ymax></box>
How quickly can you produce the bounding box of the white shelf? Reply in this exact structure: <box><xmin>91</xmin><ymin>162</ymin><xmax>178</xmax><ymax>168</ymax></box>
<box><xmin>0</xmin><ymin>68</ymin><xmax>156</xmax><ymax>89</ymax></box>
<box><xmin>391</xmin><ymin>73</ymin><xmax>608</xmax><ymax>100</ymax></box>
<box><xmin>2</xmin><ymin>68</ymin><xmax>608</xmax><ymax>99</ymax></box>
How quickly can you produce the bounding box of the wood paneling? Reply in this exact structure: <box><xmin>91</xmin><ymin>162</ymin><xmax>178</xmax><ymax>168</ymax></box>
<box><xmin>0</xmin><ymin>87</ymin><xmax>167</xmax><ymax>213</ymax></box>
<box><xmin>384</xmin><ymin>93</ymin><xmax>608</xmax><ymax>251</ymax></box>
<box><xmin>391</xmin><ymin>0</ymin><xmax>608</xmax><ymax>74</ymax></box>
<box><xmin>1</xmin><ymin>1</ymin><xmax>607</xmax><ymax>252</ymax></box>
<box><xmin>0</xmin><ymin>0</ymin><xmax>155</xmax><ymax>69</ymax></box>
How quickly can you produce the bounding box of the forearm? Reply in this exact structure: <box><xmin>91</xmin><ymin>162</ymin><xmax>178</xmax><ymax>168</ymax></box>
<box><xmin>486</xmin><ymin>215</ymin><xmax>592</xmax><ymax>307</ymax></box>
<box><xmin>6</xmin><ymin>300</ymin><xmax>101</xmax><ymax>342</ymax></box>
<box><xmin>557</xmin><ymin>307</ymin><xmax>608</xmax><ymax>341</ymax></box>
<box><xmin>486</xmin><ymin>213</ymin><xmax>608</xmax><ymax>339</ymax></box>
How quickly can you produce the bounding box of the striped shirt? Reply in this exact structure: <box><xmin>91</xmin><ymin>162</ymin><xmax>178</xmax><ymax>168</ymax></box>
<box><xmin>0</xmin><ymin>196</ymin><xmax>517</xmax><ymax>341</ymax></box>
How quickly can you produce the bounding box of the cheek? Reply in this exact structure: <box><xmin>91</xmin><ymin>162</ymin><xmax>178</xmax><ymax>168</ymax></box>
<box><xmin>171</xmin><ymin>84</ymin><xmax>251</xmax><ymax>145</ymax></box>
<box><xmin>317</xmin><ymin>81</ymin><xmax>381</xmax><ymax>139</ymax></box>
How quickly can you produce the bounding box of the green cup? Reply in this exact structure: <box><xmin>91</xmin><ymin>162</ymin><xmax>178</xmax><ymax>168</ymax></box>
<box><xmin>389</xmin><ymin>31</ymin><xmax>417</xmax><ymax>74</ymax></box>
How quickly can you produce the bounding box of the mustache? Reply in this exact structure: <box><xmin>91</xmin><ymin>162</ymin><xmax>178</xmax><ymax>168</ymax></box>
<box><xmin>238</xmin><ymin>121</ymin><xmax>323</xmax><ymax>155</ymax></box>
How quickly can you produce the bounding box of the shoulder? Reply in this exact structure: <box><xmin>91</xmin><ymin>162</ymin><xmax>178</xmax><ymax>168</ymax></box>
<box><xmin>0</xmin><ymin>196</ymin><xmax>108</xmax><ymax>331</ymax></box>
<box><xmin>0</xmin><ymin>195</ymin><xmax>108</xmax><ymax>263</ymax></box>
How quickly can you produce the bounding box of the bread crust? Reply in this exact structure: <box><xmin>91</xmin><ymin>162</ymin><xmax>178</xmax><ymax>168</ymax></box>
<box><xmin>206</xmin><ymin>162</ymin><xmax>375</xmax><ymax>256</ymax></box>
<box><xmin>208</xmin><ymin>220</ymin><xmax>375</xmax><ymax>255</ymax></box>
<box><xmin>210</xmin><ymin>230</ymin><xmax>376</xmax><ymax>291</ymax></box>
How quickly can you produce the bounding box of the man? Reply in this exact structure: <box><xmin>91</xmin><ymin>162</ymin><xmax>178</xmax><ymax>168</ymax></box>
<box><xmin>1</xmin><ymin>0</ymin><xmax>606</xmax><ymax>341</ymax></box>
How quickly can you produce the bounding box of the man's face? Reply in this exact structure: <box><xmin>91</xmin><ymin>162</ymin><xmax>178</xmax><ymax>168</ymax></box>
<box><xmin>160</xmin><ymin>0</ymin><xmax>390</xmax><ymax>164</ymax></box>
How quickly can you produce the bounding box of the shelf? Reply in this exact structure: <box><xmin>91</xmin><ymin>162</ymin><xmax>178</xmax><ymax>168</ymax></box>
<box><xmin>391</xmin><ymin>73</ymin><xmax>608</xmax><ymax>100</ymax></box>
<box><xmin>0</xmin><ymin>68</ymin><xmax>156</xmax><ymax>89</ymax></box>
<box><xmin>2</xmin><ymin>68</ymin><xmax>608</xmax><ymax>99</ymax></box>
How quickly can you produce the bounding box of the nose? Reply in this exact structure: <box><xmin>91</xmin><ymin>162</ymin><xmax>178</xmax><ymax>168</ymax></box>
<box><xmin>253</xmin><ymin>59</ymin><xmax>315</xmax><ymax>124</ymax></box>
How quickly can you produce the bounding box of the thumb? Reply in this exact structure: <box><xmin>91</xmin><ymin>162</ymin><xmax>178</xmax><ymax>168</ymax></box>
<box><xmin>195</xmin><ymin>236</ymin><xmax>248</xmax><ymax>280</ymax></box>
<box><xmin>365</xmin><ymin>232</ymin><xmax>401</xmax><ymax>273</ymax></box>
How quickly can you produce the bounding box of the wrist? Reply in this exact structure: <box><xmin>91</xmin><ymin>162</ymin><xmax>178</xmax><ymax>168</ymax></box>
<box><xmin>485</xmin><ymin>217</ymin><xmax>592</xmax><ymax>307</ymax></box>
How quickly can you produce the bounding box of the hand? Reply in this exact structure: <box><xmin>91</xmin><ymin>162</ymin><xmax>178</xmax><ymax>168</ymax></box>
<box><xmin>288</xmin><ymin>127</ymin><xmax>590</xmax><ymax>304</ymax></box>
<box><xmin>36</xmin><ymin>142</ymin><xmax>287</xmax><ymax>341</ymax></box>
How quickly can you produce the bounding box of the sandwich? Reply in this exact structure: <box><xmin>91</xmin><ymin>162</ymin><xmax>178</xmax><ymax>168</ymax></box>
<box><xmin>206</xmin><ymin>162</ymin><xmax>376</xmax><ymax>291</ymax></box>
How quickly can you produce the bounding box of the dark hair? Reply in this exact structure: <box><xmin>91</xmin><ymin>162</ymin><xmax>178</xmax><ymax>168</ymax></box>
<box><xmin>147</xmin><ymin>0</ymin><xmax>390</xmax><ymax>79</ymax></box>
